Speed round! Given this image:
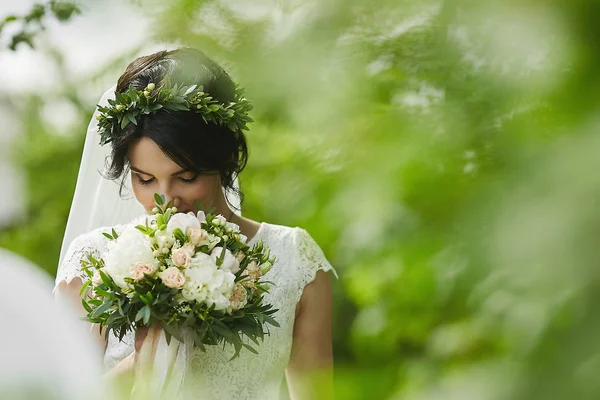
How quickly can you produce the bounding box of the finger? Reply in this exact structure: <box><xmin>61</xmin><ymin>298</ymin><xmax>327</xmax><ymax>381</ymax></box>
<box><xmin>135</xmin><ymin>326</ymin><xmax>150</xmax><ymax>352</ymax></box>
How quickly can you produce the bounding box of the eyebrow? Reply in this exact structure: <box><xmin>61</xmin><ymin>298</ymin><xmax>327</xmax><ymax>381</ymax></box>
<box><xmin>131</xmin><ymin>166</ymin><xmax>189</xmax><ymax>176</ymax></box>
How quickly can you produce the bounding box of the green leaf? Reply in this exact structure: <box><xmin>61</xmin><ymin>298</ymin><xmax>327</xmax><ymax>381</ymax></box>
<box><xmin>90</xmin><ymin>300</ymin><xmax>112</xmax><ymax>318</ymax></box>
<box><xmin>243</xmin><ymin>343</ymin><xmax>259</xmax><ymax>355</ymax></box>
<box><xmin>143</xmin><ymin>306</ymin><xmax>151</xmax><ymax>325</ymax></box>
<box><xmin>154</xmin><ymin>193</ymin><xmax>165</xmax><ymax>206</ymax></box>
<box><xmin>81</xmin><ymin>299</ymin><xmax>92</xmax><ymax>313</ymax></box>
<box><xmin>262</xmin><ymin>314</ymin><xmax>280</xmax><ymax>327</ymax></box>
<box><xmin>162</xmin><ymin>322</ymin><xmax>183</xmax><ymax>342</ymax></box>
<box><xmin>79</xmin><ymin>279</ymin><xmax>92</xmax><ymax>297</ymax></box>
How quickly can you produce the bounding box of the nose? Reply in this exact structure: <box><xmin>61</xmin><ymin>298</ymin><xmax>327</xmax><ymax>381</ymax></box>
<box><xmin>158</xmin><ymin>185</ymin><xmax>182</xmax><ymax>209</ymax></box>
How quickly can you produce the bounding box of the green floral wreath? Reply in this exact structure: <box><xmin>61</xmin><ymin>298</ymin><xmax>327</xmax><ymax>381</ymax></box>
<box><xmin>96</xmin><ymin>82</ymin><xmax>253</xmax><ymax>145</ymax></box>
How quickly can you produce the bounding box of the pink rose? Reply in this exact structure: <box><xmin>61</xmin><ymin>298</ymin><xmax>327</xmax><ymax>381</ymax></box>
<box><xmin>188</xmin><ymin>227</ymin><xmax>207</xmax><ymax>247</ymax></box>
<box><xmin>160</xmin><ymin>267</ymin><xmax>185</xmax><ymax>289</ymax></box>
<box><xmin>171</xmin><ymin>243</ymin><xmax>195</xmax><ymax>267</ymax></box>
<box><xmin>92</xmin><ymin>269</ymin><xmax>104</xmax><ymax>286</ymax></box>
<box><xmin>131</xmin><ymin>262</ymin><xmax>156</xmax><ymax>281</ymax></box>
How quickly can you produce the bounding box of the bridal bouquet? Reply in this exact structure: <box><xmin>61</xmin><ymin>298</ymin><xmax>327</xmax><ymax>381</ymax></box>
<box><xmin>79</xmin><ymin>195</ymin><xmax>278</xmax><ymax>358</ymax></box>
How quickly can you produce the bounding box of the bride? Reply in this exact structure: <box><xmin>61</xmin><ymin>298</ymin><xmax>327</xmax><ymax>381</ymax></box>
<box><xmin>54</xmin><ymin>48</ymin><xmax>335</xmax><ymax>399</ymax></box>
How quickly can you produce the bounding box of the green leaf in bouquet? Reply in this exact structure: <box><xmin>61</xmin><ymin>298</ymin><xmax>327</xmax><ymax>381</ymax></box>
<box><xmin>262</xmin><ymin>314</ymin><xmax>280</xmax><ymax>328</ymax></box>
<box><xmin>164</xmin><ymin>207</ymin><xmax>172</xmax><ymax>223</ymax></box>
<box><xmin>135</xmin><ymin>307</ymin><xmax>145</xmax><ymax>322</ymax></box>
<box><xmin>173</xmin><ymin>228</ymin><xmax>186</xmax><ymax>243</ymax></box>
<box><xmin>212</xmin><ymin>320</ymin><xmax>234</xmax><ymax>342</ymax></box>
<box><xmin>154</xmin><ymin>193</ymin><xmax>165</xmax><ymax>206</ymax></box>
<box><xmin>94</xmin><ymin>287</ymin><xmax>111</xmax><ymax>298</ymax></box>
<box><xmin>99</xmin><ymin>269</ymin><xmax>112</xmax><ymax>288</ymax></box>
<box><xmin>102</xmin><ymin>232</ymin><xmax>113</xmax><ymax>240</ymax></box>
<box><xmin>143</xmin><ymin>306</ymin><xmax>151</xmax><ymax>325</ymax></box>
<box><xmin>79</xmin><ymin>279</ymin><xmax>92</xmax><ymax>297</ymax></box>
<box><xmin>162</xmin><ymin>322</ymin><xmax>183</xmax><ymax>343</ymax></box>
<box><xmin>242</xmin><ymin>343</ymin><xmax>259</xmax><ymax>355</ymax></box>
<box><xmin>195</xmin><ymin>200</ymin><xmax>205</xmax><ymax>211</ymax></box>
<box><xmin>88</xmin><ymin>298</ymin><xmax>102</xmax><ymax>307</ymax></box>
<box><xmin>112</xmin><ymin>228</ymin><xmax>119</xmax><ymax>239</ymax></box>
<box><xmin>206</xmin><ymin>206</ymin><xmax>216</xmax><ymax>214</ymax></box>
<box><xmin>216</xmin><ymin>246</ymin><xmax>227</xmax><ymax>266</ymax></box>
<box><xmin>231</xmin><ymin>338</ymin><xmax>243</xmax><ymax>360</ymax></box>
<box><xmin>91</xmin><ymin>299</ymin><xmax>112</xmax><ymax>318</ymax></box>
<box><xmin>81</xmin><ymin>299</ymin><xmax>92</xmax><ymax>313</ymax></box>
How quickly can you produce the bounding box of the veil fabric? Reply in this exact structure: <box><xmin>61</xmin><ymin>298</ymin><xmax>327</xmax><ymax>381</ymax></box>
<box><xmin>58</xmin><ymin>85</ymin><xmax>144</xmax><ymax>266</ymax></box>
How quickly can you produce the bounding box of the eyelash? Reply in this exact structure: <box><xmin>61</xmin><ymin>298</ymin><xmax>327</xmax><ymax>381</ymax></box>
<box><xmin>135</xmin><ymin>175</ymin><xmax>198</xmax><ymax>185</ymax></box>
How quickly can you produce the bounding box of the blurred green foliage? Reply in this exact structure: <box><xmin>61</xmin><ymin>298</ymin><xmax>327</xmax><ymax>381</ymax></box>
<box><xmin>2</xmin><ymin>0</ymin><xmax>600</xmax><ymax>398</ymax></box>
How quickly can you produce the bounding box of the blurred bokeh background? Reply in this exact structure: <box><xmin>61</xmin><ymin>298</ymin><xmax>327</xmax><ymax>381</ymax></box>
<box><xmin>2</xmin><ymin>0</ymin><xmax>600</xmax><ymax>399</ymax></box>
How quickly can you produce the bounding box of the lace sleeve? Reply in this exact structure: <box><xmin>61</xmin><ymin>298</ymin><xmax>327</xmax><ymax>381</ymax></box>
<box><xmin>54</xmin><ymin>230</ymin><xmax>104</xmax><ymax>292</ymax></box>
<box><xmin>293</xmin><ymin>228</ymin><xmax>338</xmax><ymax>301</ymax></box>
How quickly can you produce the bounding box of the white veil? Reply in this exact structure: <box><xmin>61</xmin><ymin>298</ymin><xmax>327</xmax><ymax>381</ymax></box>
<box><xmin>59</xmin><ymin>86</ymin><xmax>242</xmax><ymax>266</ymax></box>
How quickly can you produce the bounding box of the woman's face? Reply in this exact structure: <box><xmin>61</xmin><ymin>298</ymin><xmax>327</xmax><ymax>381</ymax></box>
<box><xmin>128</xmin><ymin>137</ymin><xmax>222</xmax><ymax>213</ymax></box>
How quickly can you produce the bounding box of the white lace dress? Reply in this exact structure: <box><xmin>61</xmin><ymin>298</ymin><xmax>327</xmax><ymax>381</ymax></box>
<box><xmin>55</xmin><ymin>222</ymin><xmax>336</xmax><ymax>400</ymax></box>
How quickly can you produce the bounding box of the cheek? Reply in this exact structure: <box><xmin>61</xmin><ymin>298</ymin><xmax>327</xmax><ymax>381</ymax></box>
<box><xmin>131</xmin><ymin>180</ymin><xmax>156</xmax><ymax>212</ymax></box>
<box><xmin>180</xmin><ymin>179</ymin><xmax>219</xmax><ymax>207</ymax></box>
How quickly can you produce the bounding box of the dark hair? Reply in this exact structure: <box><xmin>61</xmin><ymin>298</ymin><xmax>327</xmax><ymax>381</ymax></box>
<box><xmin>106</xmin><ymin>48</ymin><xmax>248</xmax><ymax>208</ymax></box>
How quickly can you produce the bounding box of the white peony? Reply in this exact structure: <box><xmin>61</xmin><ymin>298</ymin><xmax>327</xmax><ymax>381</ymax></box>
<box><xmin>167</xmin><ymin>212</ymin><xmax>201</xmax><ymax>236</ymax></box>
<box><xmin>210</xmin><ymin>247</ymin><xmax>240</xmax><ymax>274</ymax></box>
<box><xmin>181</xmin><ymin>252</ymin><xmax>235</xmax><ymax>310</ymax></box>
<box><xmin>103</xmin><ymin>225</ymin><xmax>157</xmax><ymax>289</ymax></box>
<box><xmin>130</xmin><ymin>214</ymin><xmax>158</xmax><ymax>227</ymax></box>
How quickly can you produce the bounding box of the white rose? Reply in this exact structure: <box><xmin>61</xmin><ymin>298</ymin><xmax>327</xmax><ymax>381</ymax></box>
<box><xmin>103</xmin><ymin>225</ymin><xmax>157</xmax><ymax>289</ymax></box>
<box><xmin>167</xmin><ymin>212</ymin><xmax>201</xmax><ymax>236</ymax></box>
<box><xmin>210</xmin><ymin>247</ymin><xmax>240</xmax><ymax>274</ymax></box>
<box><xmin>131</xmin><ymin>262</ymin><xmax>156</xmax><ymax>281</ymax></box>
<box><xmin>160</xmin><ymin>267</ymin><xmax>185</xmax><ymax>288</ymax></box>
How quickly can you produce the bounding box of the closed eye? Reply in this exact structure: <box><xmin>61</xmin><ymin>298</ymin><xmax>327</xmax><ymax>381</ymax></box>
<box><xmin>179</xmin><ymin>175</ymin><xmax>198</xmax><ymax>183</ymax></box>
<box><xmin>136</xmin><ymin>175</ymin><xmax>155</xmax><ymax>185</ymax></box>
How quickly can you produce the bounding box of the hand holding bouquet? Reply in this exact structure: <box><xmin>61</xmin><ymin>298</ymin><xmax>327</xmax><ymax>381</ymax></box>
<box><xmin>80</xmin><ymin>195</ymin><xmax>278</xmax><ymax>359</ymax></box>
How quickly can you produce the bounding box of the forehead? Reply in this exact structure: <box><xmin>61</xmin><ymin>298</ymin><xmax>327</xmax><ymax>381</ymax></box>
<box><xmin>128</xmin><ymin>137</ymin><xmax>183</xmax><ymax>174</ymax></box>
